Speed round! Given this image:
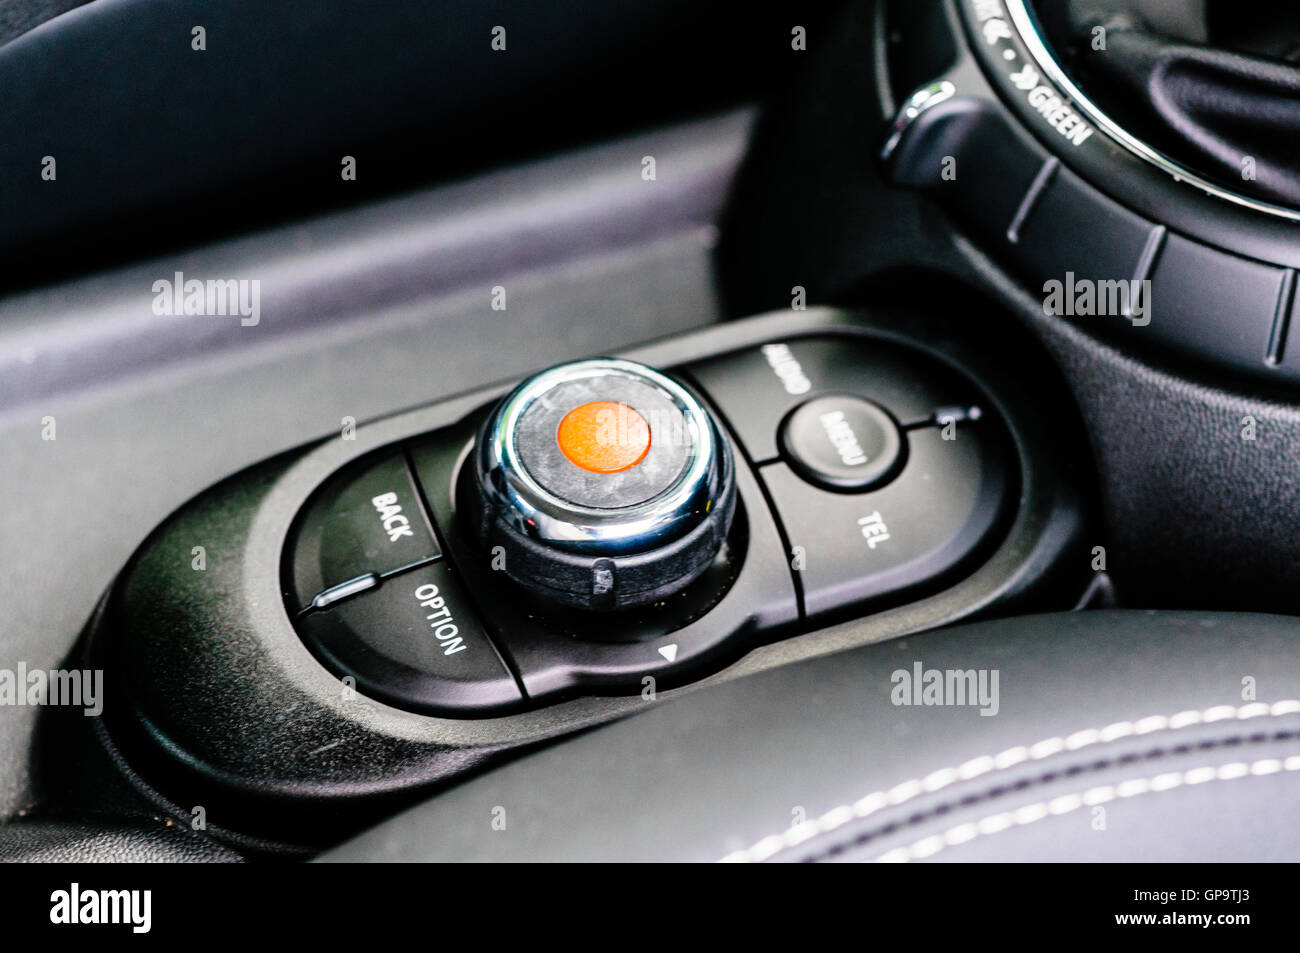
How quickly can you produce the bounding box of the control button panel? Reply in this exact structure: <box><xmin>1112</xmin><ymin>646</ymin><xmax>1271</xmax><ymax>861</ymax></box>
<box><xmin>686</xmin><ymin>336</ymin><xmax>980</xmax><ymax>463</ymax></box>
<box><xmin>283</xmin><ymin>334</ymin><xmax>1012</xmax><ymax>716</ymax></box>
<box><xmin>286</xmin><ymin>450</ymin><xmax>440</xmax><ymax>612</ymax></box>
<box><xmin>298</xmin><ymin>560</ymin><xmax>522</xmax><ymax>714</ymax></box>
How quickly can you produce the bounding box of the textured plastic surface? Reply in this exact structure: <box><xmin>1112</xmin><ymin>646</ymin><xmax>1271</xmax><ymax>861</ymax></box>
<box><xmin>0</xmin><ymin>0</ymin><xmax>820</xmax><ymax>289</ymax></box>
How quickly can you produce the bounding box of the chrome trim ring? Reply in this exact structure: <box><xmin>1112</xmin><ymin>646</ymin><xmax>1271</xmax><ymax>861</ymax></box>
<box><xmin>476</xmin><ymin>358</ymin><xmax>728</xmax><ymax>556</ymax></box>
<box><xmin>1002</xmin><ymin>0</ymin><xmax>1300</xmax><ymax>221</ymax></box>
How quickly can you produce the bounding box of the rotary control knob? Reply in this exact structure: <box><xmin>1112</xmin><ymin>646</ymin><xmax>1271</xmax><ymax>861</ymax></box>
<box><xmin>466</xmin><ymin>358</ymin><xmax>736</xmax><ymax>611</ymax></box>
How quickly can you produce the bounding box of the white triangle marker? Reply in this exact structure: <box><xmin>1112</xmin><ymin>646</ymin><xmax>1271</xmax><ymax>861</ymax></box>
<box><xmin>658</xmin><ymin>643</ymin><xmax>678</xmax><ymax>662</ymax></box>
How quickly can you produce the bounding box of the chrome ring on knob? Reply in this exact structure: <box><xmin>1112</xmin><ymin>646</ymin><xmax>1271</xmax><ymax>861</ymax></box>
<box><xmin>476</xmin><ymin>358</ymin><xmax>728</xmax><ymax>556</ymax></box>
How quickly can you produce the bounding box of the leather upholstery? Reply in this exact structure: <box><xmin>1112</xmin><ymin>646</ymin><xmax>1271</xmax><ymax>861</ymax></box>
<box><xmin>0</xmin><ymin>817</ymin><xmax>242</xmax><ymax>863</ymax></box>
<box><xmin>323</xmin><ymin>610</ymin><xmax>1300</xmax><ymax>862</ymax></box>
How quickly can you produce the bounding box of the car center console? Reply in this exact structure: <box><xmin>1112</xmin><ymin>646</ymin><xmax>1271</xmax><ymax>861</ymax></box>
<box><xmin>75</xmin><ymin>307</ymin><xmax>1088</xmax><ymax>849</ymax></box>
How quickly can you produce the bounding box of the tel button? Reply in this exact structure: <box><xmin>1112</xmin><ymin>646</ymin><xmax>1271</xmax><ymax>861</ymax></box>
<box><xmin>762</xmin><ymin>425</ymin><xmax>1008</xmax><ymax>618</ymax></box>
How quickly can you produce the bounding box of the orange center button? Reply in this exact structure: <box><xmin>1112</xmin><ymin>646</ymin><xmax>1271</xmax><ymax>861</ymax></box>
<box><xmin>557</xmin><ymin>401</ymin><xmax>652</xmax><ymax>473</ymax></box>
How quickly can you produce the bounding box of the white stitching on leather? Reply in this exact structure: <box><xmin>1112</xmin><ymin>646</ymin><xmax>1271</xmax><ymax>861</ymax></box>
<box><xmin>875</xmin><ymin>755</ymin><xmax>1300</xmax><ymax>862</ymax></box>
<box><xmin>718</xmin><ymin>699</ymin><xmax>1300</xmax><ymax>863</ymax></box>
